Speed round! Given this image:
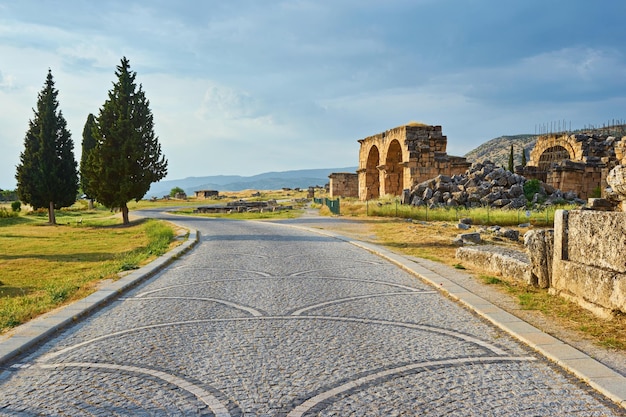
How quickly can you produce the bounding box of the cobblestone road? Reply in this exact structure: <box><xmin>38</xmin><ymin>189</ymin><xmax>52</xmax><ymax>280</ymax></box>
<box><xmin>0</xmin><ymin>214</ymin><xmax>622</xmax><ymax>416</ymax></box>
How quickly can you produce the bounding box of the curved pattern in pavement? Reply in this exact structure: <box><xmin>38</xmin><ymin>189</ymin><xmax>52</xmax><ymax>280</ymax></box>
<box><xmin>1</xmin><ymin>217</ymin><xmax>621</xmax><ymax>416</ymax></box>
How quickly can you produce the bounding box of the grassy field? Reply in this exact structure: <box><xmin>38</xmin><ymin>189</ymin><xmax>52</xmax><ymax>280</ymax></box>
<box><xmin>333</xmin><ymin>196</ymin><xmax>577</xmax><ymax>227</ymax></box>
<box><xmin>0</xmin><ymin>207</ymin><xmax>179</xmax><ymax>333</ymax></box>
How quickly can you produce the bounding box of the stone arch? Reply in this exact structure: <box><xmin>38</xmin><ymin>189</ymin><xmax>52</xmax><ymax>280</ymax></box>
<box><xmin>384</xmin><ymin>139</ymin><xmax>403</xmax><ymax>196</ymax></box>
<box><xmin>538</xmin><ymin>145</ymin><xmax>571</xmax><ymax>172</ymax></box>
<box><xmin>529</xmin><ymin>135</ymin><xmax>579</xmax><ymax>167</ymax></box>
<box><xmin>365</xmin><ymin>146</ymin><xmax>380</xmax><ymax>200</ymax></box>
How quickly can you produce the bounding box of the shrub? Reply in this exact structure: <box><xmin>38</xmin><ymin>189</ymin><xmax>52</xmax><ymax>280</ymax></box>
<box><xmin>523</xmin><ymin>179</ymin><xmax>542</xmax><ymax>201</ymax></box>
<box><xmin>11</xmin><ymin>201</ymin><xmax>21</xmax><ymax>212</ymax></box>
<box><xmin>0</xmin><ymin>207</ymin><xmax>18</xmax><ymax>218</ymax></box>
<box><xmin>590</xmin><ymin>186</ymin><xmax>602</xmax><ymax>198</ymax></box>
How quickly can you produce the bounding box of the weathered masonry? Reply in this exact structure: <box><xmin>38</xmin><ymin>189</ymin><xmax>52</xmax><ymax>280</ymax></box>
<box><xmin>328</xmin><ymin>173</ymin><xmax>358</xmax><ymax>198</ymax></box>
<box><xmin>194</xmin><ymin>190</ymin><xmax>219</xmax><ymax>199</ymax></box>
<box><xmin>356</xmin><ymin>123</ymin><xmax>471</xmax><ymax>200</ymax></box>
<box><xmin>519</xmin><ymin>133</ymin><xmax>625</xmax><ymax>199</ymax></box>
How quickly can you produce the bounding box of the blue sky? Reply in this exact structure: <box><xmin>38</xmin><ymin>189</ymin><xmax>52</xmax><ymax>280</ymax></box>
<box><xmin>1</xmin><ymin>0</ymin><xmax>625</xmax><ymax>189</ymax></box>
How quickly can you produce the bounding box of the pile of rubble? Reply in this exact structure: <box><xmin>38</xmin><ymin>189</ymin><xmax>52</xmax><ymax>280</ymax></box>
<box><xmin>406</xmin><ymin>161</ymin><xmax>585</xmax><ymax>209</ymax></box>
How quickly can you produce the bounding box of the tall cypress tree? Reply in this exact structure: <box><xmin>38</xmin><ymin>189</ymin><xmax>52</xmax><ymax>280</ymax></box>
<box><xmin>521</xmin><ymin>147</ymin><xmax>527</xmax><ymax>167</ymax></box>
<box><xmin>80</xmin><ymin>113</ymin><xmax>97</xmax><ymax>209</ymax></box>
<box><xmin>15</xmin><ymin>70</ymin><xmax>78</xmax><ymax>224</ymax></box>
<box><xmin>508</xmin><ymin>144</ymin><xmax>514</xmax><ymax>172</ymax></box>
<box><xmin>86</xmin><ymin>57</ymin><xmax>167</xmax><ymax>225</ymax></box>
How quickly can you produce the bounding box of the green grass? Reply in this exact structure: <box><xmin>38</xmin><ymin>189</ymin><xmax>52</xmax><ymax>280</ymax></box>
<box><xmin>0</xmin><ymin>212</ymin><xmax>178</xmax><ymax>333</ymax></box>
<box><xmin>174</xmin><ymin>208</ymin><xmax>303</xmax><ymax>220</ymax></box>
<box><xmin>337</xmin><ymin>198</ymin><xmax>577</xmax><ymax>227</ymax></box>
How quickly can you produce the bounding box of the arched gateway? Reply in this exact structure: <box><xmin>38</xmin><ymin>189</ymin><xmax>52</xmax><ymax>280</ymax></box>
<box><xmin>357</xmin><ymin>123</ymin><xmax>471</xmax><ymax>201</ymax></box>
<box><xmin>521</xmin><ymin>132</ymin><xmax>625</xmax><ymax>199</ymax></box>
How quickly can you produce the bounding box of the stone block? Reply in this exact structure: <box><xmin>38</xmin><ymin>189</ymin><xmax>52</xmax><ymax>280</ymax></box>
<box><xmin>455</xmin><ymin>245</ymin><xmax>532</xmax><ymax>284</ymax></box>
<box><xmin>524</xmin><ymin>229</ymin><xmax>554</xmax><ymax>288</ymax></box>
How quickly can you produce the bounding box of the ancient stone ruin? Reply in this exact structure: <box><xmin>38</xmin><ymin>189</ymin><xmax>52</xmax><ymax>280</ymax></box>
<box><xmin>344</xmin><ymin>123</ymin><xmax>471</xmax><ymax>201</ymax></box>
<box><xmin>408</xmin><ymin>161</ymin><xmax>584</xmax><ymax>209</ymax></box>
<box><xmin>328</xmin><ymin>172</ymin><xmax>358</xmax><ymax>198</ymax></box>
<box><xmin>519</xmin><ymin>131</ymin><xmax>625</xmax><ymax>199</ymax></box>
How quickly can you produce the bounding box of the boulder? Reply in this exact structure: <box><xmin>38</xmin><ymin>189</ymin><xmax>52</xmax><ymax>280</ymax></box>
<box><xmin>497</xmin><ymin>228</ymin><xmax>519</xmax><ymax>241</ymax></box>
<box><xmin>458</xmin><ymin>232</ymin><xmax>481</xmax><ymax>244</ymax></box>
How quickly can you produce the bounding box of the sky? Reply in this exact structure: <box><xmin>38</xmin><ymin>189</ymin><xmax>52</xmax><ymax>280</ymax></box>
<box><xmin>1</xmin><ymin>0</ymin><xmax>625</xmax><ymax>189</ymax></box>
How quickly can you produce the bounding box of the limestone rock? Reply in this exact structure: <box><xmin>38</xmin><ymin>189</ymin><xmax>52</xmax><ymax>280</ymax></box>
<box><xmin>524</xmin><ymin>229</ymin><xmax>554</xmax><ymax>288</ymax></box>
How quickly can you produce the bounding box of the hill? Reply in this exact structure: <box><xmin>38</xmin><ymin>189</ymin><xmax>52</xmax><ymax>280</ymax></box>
<box><xmin>146</xmin><ymin>167</ymin><xmax>358</xmax><ymax>197</ymax></box>
<box><xmin>464</xmin><ymin>134</ymin><xmax>537</xmax><ymax>168</ymax></box>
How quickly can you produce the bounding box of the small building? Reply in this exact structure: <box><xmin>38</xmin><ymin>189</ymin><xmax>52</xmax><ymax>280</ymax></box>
<box><xmin>194</xmin><ymin>190</ymin><xmax>219</xmax><ymax>199</ymax></box>
<box><xmin>329</xmin><ymin>173</ymin><xmax>358</xmax><ymax>198</ymax></box>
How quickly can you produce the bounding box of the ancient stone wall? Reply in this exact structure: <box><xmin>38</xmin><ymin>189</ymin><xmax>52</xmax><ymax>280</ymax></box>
<box><xmin>356</xmin><ymin>124</ymin><xmax>470</xmax><ymax>201</ymax></box>
<box><xmin>328</xmin><ymin>173</ymin><xmax>358</xmax><ymax>198</ymax></box>
<box><xmin>522</xmin><ymin>133</ymin><xmax>624</xmax><ymax>199</ymax></box>
<box><xmin>552</xmin><ymin>210</ymin><xmax>626</xmax><ymax>318</ymax></box>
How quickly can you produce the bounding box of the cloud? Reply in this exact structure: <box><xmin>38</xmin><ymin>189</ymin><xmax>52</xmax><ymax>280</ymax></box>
<box><xmin>433</xmin><ymin>47</ymin><xmax>626</xmax><ymax>105</ymax></box>
<box><xmin>0</xmin><ymin>70</ymin><xmax>15</xmax><ymax>91</ymax></box>
<box><xmin>196</xmin><ymin>84</ymin><xmax>266</xmax><ymax>121</ymax></box>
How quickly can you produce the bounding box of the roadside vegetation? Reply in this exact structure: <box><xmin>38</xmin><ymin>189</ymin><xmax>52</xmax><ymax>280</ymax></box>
<box><xmin>0</xmin><ymin>203</ymin><xmax>179</xmax><ymax>334</ymax></box>
<box><xmin>315</xmin><ymin>197</ymin><xmax>626</xmax><ymax>351</ymax></box>
<box><xmin>324</xmin><ymin>195</ymin><xmax>576</xmax><ymax>227</ymax></box>
<box><xmin>2</xmin><ymin>187</ymin><xmax>624</xmax><ymax>351</ymax></box>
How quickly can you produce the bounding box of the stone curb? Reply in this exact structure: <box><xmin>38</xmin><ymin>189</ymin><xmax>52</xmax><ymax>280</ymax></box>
<box><xmin>0</xmin><ymin>229</ymin><xmax>199</xmax><ymax>367</ymax></box>
<box><xmin>271</xmin><ymin>222</ymin><xmax>626</xmax><ymax>410</ymax></box>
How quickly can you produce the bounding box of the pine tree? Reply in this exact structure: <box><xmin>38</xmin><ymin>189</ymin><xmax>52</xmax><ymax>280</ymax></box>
<box><xmin>521</xmin><ymin>147</ymin><xmax>527</xmax><ymax>167</ymax></box>
<box><xmin>80</xmin><ymin>113</ymin><xmax>97</xmax><ymax>209</ymax></box>
<box><xmin>508</xmin><ymin>144</ymin><xmax>514</xmax><ymax>172</ymax></box>
<box><xmin>87</xmin><ymin>57</ymin><xmax>167</xmax><ymax>225</ymax></box>
<box><xmin>15</xmin><ymin>70</ymin><xmax>78</xmax><ymax>224</ymax></box>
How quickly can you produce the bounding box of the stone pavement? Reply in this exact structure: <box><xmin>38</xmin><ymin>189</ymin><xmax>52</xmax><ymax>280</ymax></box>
<box><xmin>0</xmin><ymin>211</ymin><xmax>624</xmax><ymax>415</ymax></box>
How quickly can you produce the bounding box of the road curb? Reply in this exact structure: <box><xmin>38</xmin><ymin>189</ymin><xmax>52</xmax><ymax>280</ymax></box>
<box><xmin>273</xmin><ymin>221</ymin><xmax>626</xmax><ymax>410</ymax></box>
<box><xmin>0</xmin><ymin>229</ymin><xmax>199</xmax><ymax>367</ymax></box>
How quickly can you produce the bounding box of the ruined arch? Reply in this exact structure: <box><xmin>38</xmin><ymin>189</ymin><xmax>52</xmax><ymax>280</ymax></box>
<box><xmin>384</xmin><ymin>139</ymin><xmax>403</xmax><ymax>196</ymax></box>
<box><xmin>538</xmin><ymin>145</ymin><xmax>571</xmax><ymax>172</ymax></box>
<box><xmin>365</xmin><ymin>146</ymin><xmax>380</xmax><ymax>200</ymax></box>
<box><xmin>529</xmin><ymin>134</ymin><xmax>579</xmax><ymax>167</ymax></box>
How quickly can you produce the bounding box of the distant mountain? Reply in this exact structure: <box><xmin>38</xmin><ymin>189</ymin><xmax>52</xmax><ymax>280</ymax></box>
<box><xmin>464</xmin><ymin>134</ymin><xmax>538</xmax><ymax>168</ymax></box>
<box><xmin>146</xmin><ymin>167</ymin><xmax>358</xmax><ymax>197</ymax></box>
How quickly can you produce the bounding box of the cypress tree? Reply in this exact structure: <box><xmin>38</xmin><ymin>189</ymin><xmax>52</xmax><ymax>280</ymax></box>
<box><xmin>508</xmin><ymin>144</ymin><xmax>514</xmax><ymax>172</ymax></box>
<box><xmin>521</xmin><ymin>147</ymin><xmax>527</xmax><ymax>167</ymax></box>
<box><xmin>15</xmin><ymin>70</ymin><xmax>78</xmax><ymax>224</ymax></box>
<box><xmin>80</xmin><ymin>113</ymin><xmax>97</xmax><ymax>209</ymax></box>
<box><xmin>87</xmin><ymin>57</ymin><xmax>167</xmax><ymax>225</ymax></box>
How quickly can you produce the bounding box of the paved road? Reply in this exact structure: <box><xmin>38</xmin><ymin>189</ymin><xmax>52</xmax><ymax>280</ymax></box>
<box><xmin>0</xmin><ymin>212</ymin><xmax>622</xmax><ymax>416</ymax></box>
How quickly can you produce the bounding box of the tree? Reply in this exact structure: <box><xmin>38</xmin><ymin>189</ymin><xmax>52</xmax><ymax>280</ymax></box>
<box><xmin>15</xmin><ymin>70</ymin><xmax>78</xmax><ymax>224</ymax></box>
<box><xmin>170</xmin><ymin>186</ymin><xmax>185</xmax><ymax>198</ymax></box>
<box><xmin>521</xmin><ymin>147</ymin><xmax>527</xmax><ymax>167</ymax></box>
<box><xmin>85</xmin><ymin>57</ymin><xmax>167</xmax><ymax>225</ymax></box>
<box><xmin>508</xmin><ymin>144</ymin><xmax>514</xmax><ymax>172</ymax></box>
<box><xmin>80</xmin><ymin>113</ymin><xmax>97</xmax><ymax>209</ymax></box>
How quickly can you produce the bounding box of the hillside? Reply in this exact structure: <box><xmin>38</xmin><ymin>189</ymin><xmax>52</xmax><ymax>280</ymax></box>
<box><xmin>147</xmin><ymin>167</ymin><xmax>358</xmax><ymax>197</ymax></box>
<box><xmin>464</xmin><ymin>134</ymin><xmax>537</xmax><ymax>168</ymax></box>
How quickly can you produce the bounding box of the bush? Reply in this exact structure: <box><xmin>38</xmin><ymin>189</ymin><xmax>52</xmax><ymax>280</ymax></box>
<box><xmin>11</xmin><ymin>201</ymin><xmax>21</xmax><ymax>212</ymax></box>
<box><xmin>523</xmin><ymin>179</ymin><xmax>542</xmax><ymax>201</ymax></box>
<box><xmin>590</xmin><ymin>186</ymin><xmax>602</xmax><ymax>198</ymax></box>
<box><xmin>0</xmin><ymin>207</ymin><xmax>18</xmax><ymax>218</ymax></box>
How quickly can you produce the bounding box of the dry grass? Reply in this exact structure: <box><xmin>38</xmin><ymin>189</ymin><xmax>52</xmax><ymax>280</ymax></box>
<box><xmin>320</xmin><ymin>214</ymin><xmax>626</xmax><ymax>351</ymax></box>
